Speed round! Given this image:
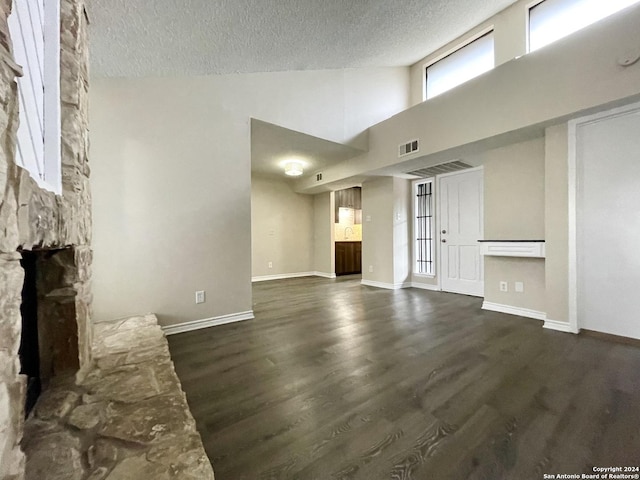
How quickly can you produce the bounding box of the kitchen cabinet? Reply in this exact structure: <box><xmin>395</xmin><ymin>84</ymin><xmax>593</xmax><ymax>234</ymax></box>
<box><xmin>334</xmin><ymin>187</ymin><xmax>362</xmax><ymax>222</ymax></box>
<box><xmin>335</xmin><ymin>241</ymin><xmax>362</xmax><ymax>275</ymax></box>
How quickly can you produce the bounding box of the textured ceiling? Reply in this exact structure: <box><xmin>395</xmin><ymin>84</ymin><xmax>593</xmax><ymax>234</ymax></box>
<box><xmin>88</xmin><ymin>0</ymin><xmax>519</xmax><ymax>77</ymax></box>
<box><xmin>251</xmin><ymin>119</ymin><xmax>363</xmax><ymax>180</ymax></box>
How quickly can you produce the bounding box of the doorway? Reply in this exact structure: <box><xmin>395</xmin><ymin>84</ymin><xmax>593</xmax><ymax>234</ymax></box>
<box><xmin>438</xmin><ymin>168</ymin><xmax>484</xmax><ymax>296</ymax></box>
<box><xmin>575</xmin><ymin>102</ymin><xmax>640</xmax><ymax>339</ymax></box>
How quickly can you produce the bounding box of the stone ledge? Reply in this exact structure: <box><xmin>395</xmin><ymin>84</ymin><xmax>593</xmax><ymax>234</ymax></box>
<box><xmin>22</xmin><ymin>314</ymin><xmax>215</xmax><ymax>480</ymax></box>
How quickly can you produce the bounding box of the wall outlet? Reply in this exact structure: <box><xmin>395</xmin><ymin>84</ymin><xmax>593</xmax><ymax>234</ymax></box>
<box><xmin>268</xmin><ymin>261</ymin><xmax>273</xmax><ymax>269</ymax></box>
<box><xmin>365</xmin><ymin>215</ymin><xmax>372</xmax><ymax>222</ymax></box>
<box><xmin>515</xmin><ymin>281</ymin><xmax>524</xmax><ymax>293</ymax></box>
<box><xmin>369</xmin><ymin>265</ymin><xmax>374</xmax><ymax>273</ymax></box>
<box><xmin>499</xmin><ymin>281</ymin><xmax>508</xmax><ymax>292</ymax></box>
<box><xmin>195</xmin><ymin>290</ymin><xmax>206</xmax><ymax>304</ymax></box>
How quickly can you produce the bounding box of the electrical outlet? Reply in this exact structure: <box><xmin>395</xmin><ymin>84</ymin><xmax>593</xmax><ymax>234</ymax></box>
<box><xmin>499</xmin><ymin>281</ymin><xmax>508</xmax><ymax>292</ymax></box>
<box><xmin>195</xmin><ymin>290</ymin><xmax>205</xmax><ymax>304</ymax></box>
<box><xmin>268</xmin><ymin>261</ymin><xmax>273</xmax><ymax>269</ymax></box>
<box><xmin>365</xmin><ymin>215</ymin><xmax>372</xmax><ymax>222</ymax></box>
<box><xmin>515</xmin><ymin>281</ymin><xmax>524</xmax><ymax>293</ymax></box>
<box><xmin>369</xmin><ymin>265</ymin><xmax>374</xmax><ymax>273</ymax></box>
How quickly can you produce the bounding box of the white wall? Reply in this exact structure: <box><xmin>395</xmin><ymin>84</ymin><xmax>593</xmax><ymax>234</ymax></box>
<box><xmin>361</xmin><ymin>177</ymin><xmax>394</xmax><ymax>285</ymax></box>
<box><xmin>483</xmin><ymin>138</ymin><xmax>546</xmax><ymax>312</ymax></box>
<box><xmin>361</xmin><ymin>176</ymin><xmax>411</xmax><ymax>288</ymax></box>
<box><xmin>313</xmin><ymin>192</ymin><xmax>335</xmax><ymax>276</ymax></box>
<box><xmin>251</xmin><ymin>175</ymin><xmax>314</xmax><ymax>279</ymax></box>
<box><xmin>90</xmin><ymin>68</ymin><xmax>409</xmax><ymax>326</ymax></box>
<box><xmin>544</xmin><ymin>123</ymin><xmax>570</xmax><ymax>325</ymax></box>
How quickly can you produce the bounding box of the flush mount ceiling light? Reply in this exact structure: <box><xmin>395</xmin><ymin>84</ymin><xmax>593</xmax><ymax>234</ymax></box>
<box><xmin>284</xmin><ymin>161</ymin><xmax>304</xmax><ymax>177</ymax></box>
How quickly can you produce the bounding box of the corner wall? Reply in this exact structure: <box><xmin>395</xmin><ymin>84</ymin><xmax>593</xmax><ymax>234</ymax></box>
<box><xmin>0</xmin><ymin>0</ymin><xmax>91</xmax><ymax>477</ymax></box>
<box><xmin>251</xmin><ymin>175</ymin><xmax>314</xmax><ymax>279</ymax></box>
<box><xmin>90</xmin><ymin>68</ymin><xmax>409</xmax><ymax>327</ymax></box>
<box><xmin>313</xmin><ymin>192</ymin><xmax>334</xmax><ymax>277</ymax></box>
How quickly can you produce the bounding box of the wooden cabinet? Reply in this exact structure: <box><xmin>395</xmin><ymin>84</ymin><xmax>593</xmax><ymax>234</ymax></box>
<box><xmin>335</xmin><ymin>241</ymin><xmax>362</xmax><ymax>276</ymax></box>
<box><xmin>335</xmin><ymin>187</ymin><xmax>362</xmax><ymax>222</ymax></box>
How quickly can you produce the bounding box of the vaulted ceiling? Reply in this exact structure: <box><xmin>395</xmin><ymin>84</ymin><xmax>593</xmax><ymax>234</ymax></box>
<box><xmin>88</xmin><ymin>0</ymin><xmax>519</xmax><ymax>77</ymax></box>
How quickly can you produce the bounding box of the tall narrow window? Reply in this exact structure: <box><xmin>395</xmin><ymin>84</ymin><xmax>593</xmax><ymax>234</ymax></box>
<box><xmin>414</xmin><ymin>180</ymin><xmax>434</xmax><ymax>275</ymax></box>
<box><xmin>529</xmin><ymin>0</ymin><xmax>640</xmax><ymax>52</ymax></box>
<box><xmin>425</xmin><ymin>31</ymin><xmax>494</xmax><ymax>100</ymax></box>
<box><xmin>8</xmin><ymin>0</ymin><xmax>61</xmax><ymax>193</ymax></box>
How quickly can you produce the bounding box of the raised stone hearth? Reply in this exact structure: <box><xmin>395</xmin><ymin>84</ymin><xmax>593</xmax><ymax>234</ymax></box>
<box><xmin>22</xmin><ymin>315</ymin><xmax>215</xmax><ymax>480</ymax></box>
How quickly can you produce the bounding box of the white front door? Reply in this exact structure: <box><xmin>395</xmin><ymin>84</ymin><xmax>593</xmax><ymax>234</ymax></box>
<box><xmin>577</xmin><ymin>104</ymin><xmax>640</xmax><ymax>340</ymax></box>
<box><xmin>439</xmin><ymin>168</ymin><xmax>484</xmax><ymax>296</ymax></box>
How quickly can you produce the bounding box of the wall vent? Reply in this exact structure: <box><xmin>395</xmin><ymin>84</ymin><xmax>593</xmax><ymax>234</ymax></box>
<box><xmin>398</xmin><ymin>139</ymin><xmax>419</xmax><ymax>157</ymax></box>
<box><xmin>407</xmin><ymin>160</ymin><xmax>473</xmax><ymax>178</ymax></box>
<box><xmin>316</xmin><ymin>172</ymin><xmax>323</xmax><ymax>181</ymax></box>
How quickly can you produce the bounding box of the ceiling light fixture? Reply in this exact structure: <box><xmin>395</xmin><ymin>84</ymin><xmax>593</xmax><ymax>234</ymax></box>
<box><xmin>284</xmin><ymin>161</ymin><xmax>304</xmax><ymax>177</ymax></box>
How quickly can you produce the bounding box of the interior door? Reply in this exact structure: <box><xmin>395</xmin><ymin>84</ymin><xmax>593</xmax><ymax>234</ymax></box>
<box><xmin>578</xmin><ymin>105</ymin><xmax>640</xmax><ymax>339</ymax></box>
<box><xmin>439</xmin><ymin>168</ymin><xmax>484</xmax><ymax>296</ymax></box>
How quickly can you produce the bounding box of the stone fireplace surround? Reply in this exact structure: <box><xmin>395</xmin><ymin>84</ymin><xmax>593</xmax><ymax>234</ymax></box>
<box><xmin>0</xmin><ymin>0</ymin><xmax>214</xmax><ymax>478</ymax></box>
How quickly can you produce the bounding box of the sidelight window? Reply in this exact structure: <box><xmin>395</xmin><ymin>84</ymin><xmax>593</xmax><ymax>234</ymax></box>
<box><xmin>414</xmin><ymin>179</ymin><xmax>435</xmax><ymax>275</ymax></box>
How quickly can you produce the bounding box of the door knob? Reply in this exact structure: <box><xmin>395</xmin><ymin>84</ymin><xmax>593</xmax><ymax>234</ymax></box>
<box><xmin>442</xmin><ymin>230</ymin><xmax>447</xmax><ymax>234</ymax></box>
<box><xmin>442</xmin><ymin>239</ymin><xmax>447</xmax><ymax>243</ymax></box>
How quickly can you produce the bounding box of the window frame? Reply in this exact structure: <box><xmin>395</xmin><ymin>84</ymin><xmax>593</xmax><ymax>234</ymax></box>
<box><xmin>527</xmin><ymin>0</ymin><xmax>640</xmax><ymax>53</ymax></box>
<box><xmin>413</xmin><ymin>178</ymin><xmax>436</xmax><ymax>277</ymax></box>
<box><xmin>8</xmin><ymin>0</ymin><xmax>61</xmax><ymax>194</ymax></box>
<box><xmin>422</xmin><ymin>26</ymin><xmax>495</xmax><ymax>101</ymax></box>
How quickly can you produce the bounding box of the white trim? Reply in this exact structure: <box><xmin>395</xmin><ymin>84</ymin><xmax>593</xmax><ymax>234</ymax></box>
<box><xmin>251</xmin><ymin>271</ymin><xmax>338</xmax><ymax>282</ymax></box>
<box><xmin>410</xmin><ymin>282</ymin><xmax>440</xmax><ymax>291</ymax></box>
<box><xmin>162</xmin><ymin>310</ymin><xmax>254</xmax><ymax>335</ymax></box>
<box><xmin>543</xmin><ymin>318</ymin><xmax>579</xmax><ymax>333</ymax></box>
<box><xmin>361</xmin><ymin>279</ymin><xmax>410</xmax><ymax>290</ymax></box>
<box><xmin>252</xmin><ymin>272</ymin><xmax>315</xmax><ymax>282</ymax></box>
<box><xmin>568</xmin><ymin>100</ymin><xmax>640</xmax><ymax>336</ymax></box>
<box><xmin>314</xmin><ymin>271</ymin><xmax>337</xmax><ymax>279</ymax></box>
<box><xmin>482</xmin><ymin>301</ymin><xmax>546</xmax><ymax>321</ymax></box>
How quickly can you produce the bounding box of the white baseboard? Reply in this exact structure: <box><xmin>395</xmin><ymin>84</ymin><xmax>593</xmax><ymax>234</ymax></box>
<box><xmin>361</xmin><ymin>279</ymin><xmax>410</xmax><ymax>290</ymax></box>
<box><xmin>162</xmin><ymin>311</ymin><xmax>254</xmax><ymax>335</ymax></box>
<box><xmin>482</xmin><ymin>301</ymin><xmax>546</xmax><ymax>321</ymax></box>
<box><xmin>543</xmin><ymin>318</ymin><xmax>579</xmax><ymax>334</ymax></box>
<box><xmin>410</xmin><ymin>282</ymin><xmax>440</xmax><ymax>291</ymax></box>
<box><xmin>252</xmin><ymin>272</ymin><xmax>315</xmax><ymax>282</ymax></box>
<box><xmin>252</xmin><ymin>271</ymin><xmax>338</xmax><ymax>282</ymax></box>
<box><xmin>314</xmin><ymin>271</ymin><xmax>337</xmax><ymax>279</ymax></box>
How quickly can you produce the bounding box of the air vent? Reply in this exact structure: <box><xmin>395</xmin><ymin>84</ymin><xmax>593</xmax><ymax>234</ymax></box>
<box><xmin>398</xmin><ymin>139</ymin><xmax>419</xmax><ymax>157</ymax></box>
<box><xmin>316</xmin><ymin>172</ymin><xmax>323</xmax><ymax>182</ymax></box>
<box><xmin>407</xmin><ymin>160</ymin><xmax>473</xmax><ymax>178</ymax></box>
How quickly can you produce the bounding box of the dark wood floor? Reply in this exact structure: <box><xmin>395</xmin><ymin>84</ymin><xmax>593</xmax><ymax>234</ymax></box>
<box><xmin>168</xmin><ymin>276</ymin><xmax>640</xmax><ymax>480</ymax></box>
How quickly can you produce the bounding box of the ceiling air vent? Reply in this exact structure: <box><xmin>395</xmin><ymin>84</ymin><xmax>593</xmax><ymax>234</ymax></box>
<box><xmin>407</xmin><ymin>160</ymin><xmax>473</xmax><ymax>178</ymax></box>
<box><xmin>398</xmin><ymin>139</ymin><xmax>419</xmax><ymax>158</ymax></box>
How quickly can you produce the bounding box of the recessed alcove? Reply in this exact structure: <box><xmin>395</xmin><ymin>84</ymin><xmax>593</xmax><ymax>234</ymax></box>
<box><xmin>19</xmin><ymin>248</ymin><xmax>81</xmax><ymax>416</ymax></box>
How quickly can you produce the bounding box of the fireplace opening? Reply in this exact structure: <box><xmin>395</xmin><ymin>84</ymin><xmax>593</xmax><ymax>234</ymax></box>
<box><xmin>19</xmin><ymin>251</ymin><xmax>41</xmax><ymax>416</ymax></box>
<box><xmin>18</xmin><ymin>248</ymin><xmax>81</xmax><ymax>416</ymax></box>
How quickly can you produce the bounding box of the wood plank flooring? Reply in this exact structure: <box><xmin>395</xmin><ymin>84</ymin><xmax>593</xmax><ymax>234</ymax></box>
<box><xmin>168</xmin><ymin>276</ymin><xmax>640</xmax><ymax>480</ymax></box>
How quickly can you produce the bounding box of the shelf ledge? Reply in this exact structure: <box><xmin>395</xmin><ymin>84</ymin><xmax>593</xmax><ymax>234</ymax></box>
<box><xmin>478</xmin><ymin>241</ymin><xmax>545</xmax><ymax>258</ymax></box>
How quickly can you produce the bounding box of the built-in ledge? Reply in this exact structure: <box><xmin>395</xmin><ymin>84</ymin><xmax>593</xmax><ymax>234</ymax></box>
<box><xmin>478</xmin><ymin>240</ymin><xmax>545</xmax><ymax>258</ymax></box>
